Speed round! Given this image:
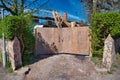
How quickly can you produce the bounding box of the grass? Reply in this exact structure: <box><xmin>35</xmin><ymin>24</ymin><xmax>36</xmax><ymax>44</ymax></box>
<box><xmin>0</xmin><ymin>52</ymin><xmax>2</xmax><ymax>62</ymax></box>
<box><xmin>107</xmin><ymin>53</ymin><xmax>120</xmax><ymax>74</ymax></box>
<box><xmin>23</xmin><ymin>51</ymin><xmax>34</xmax><ymax>66</ymax></box>
<box><xmin>5</xmin><ymin>61</ymin><xmax>13</xmax><ymax>73</ymax></box>
<box><xmin>0</xmin><ymin>52</ymin><xmax>13</xmax><ymax>73</ymax></box>
<box><xmin>116</xmin><ymin>53</ymin><xmax>120</xmax><ymax>60</ymax></box>
<box><xmin>91</xmin><ymin>57</ymin><xmax>102</xmax><ymax>65</ymax></box>
<box><xmin>107</xmin><ymin>63</ymin><xmax>118</xmax><ymax>74</ymax></box>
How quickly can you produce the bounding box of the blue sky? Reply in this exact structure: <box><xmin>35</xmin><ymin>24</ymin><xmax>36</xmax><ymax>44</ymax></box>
<box><xmin>31</xmin><ymin>0</ymin><xmax>89</xmax><ymax>23</ymax></box>
<box><xmin>0</xmin><ymin>0</ymin><xmax>88</xmax><ymax>23</ymax></box>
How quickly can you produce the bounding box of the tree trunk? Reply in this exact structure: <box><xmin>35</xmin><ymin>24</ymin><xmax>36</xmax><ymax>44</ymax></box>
<box><xmin>93</xmin><ymin>0</ymin><xmax>97</xmax><ymax>11</ymax></box>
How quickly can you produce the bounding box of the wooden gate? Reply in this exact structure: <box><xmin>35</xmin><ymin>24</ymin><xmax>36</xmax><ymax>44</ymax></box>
<box><xmin>35</xmin><ymin>27</ymin><xmax>90</xmax><ymax>56</ymax></box>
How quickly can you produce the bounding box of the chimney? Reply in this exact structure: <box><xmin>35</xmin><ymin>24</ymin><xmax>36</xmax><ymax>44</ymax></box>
<box><xmin>63</xmin><ymin>12</ymin><xmax>67</xmax><ymax>21</ymax></box>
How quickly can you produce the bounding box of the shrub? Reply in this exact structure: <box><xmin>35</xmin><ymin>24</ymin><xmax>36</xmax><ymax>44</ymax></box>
<box><xmin>90</xmin><ymin>12</ymin><xmax>120</xmax><ymax>58</ymax></box>
<box><xmin>0</xmin><ymin>15</ymin><xmax>35</xmax><ymax>65</ymax></box>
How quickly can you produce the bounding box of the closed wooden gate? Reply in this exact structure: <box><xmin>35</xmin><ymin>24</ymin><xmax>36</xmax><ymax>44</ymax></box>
<box><xmin>35</xmin><ymin>27</ymin><xmax>90</xmax><ymax>56</ymax></box>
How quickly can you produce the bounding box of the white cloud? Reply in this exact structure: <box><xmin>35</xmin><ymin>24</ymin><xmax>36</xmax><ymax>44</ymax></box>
<box><xmin>39</xmin><ymin>9</ymin><xmax>52</xmax><ymax>14</ymax></box>
<box><xmin>68</xmin><ymin>14</ymin><xmax>81</xmax><ymax>20</ymax></box>
<box><xmin>58</xmin><ymin>11</ymin><xmax>81</xmax><ymax>20</ymax></box>
<box><xmin>38</xmin><ymin>9</ymin><xmax>84</xmax><ymax>21</ymax></box>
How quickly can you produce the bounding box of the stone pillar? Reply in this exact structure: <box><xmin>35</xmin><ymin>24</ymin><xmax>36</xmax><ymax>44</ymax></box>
<box><xmin>13</xmin><ymin>37</ymin><xmax>22</xmax><ymax>69</ymax></box>
<box><xmin>7</xmin><ymin>37</ymin><xmax>22</xmax><ymax>70</ymax></box>
<box><xmin>102</xmin><ymin>34</ymin><xmax>116</xmax><ymax>71</ymax></box>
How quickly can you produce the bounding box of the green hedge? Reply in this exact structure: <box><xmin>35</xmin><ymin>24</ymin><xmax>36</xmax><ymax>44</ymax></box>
<box><xmin>90</xmin><ymin>12</ymin><xmax>120</xmax><ymax>58</ymax></box>
<box><xmin>0</xmin><ymin>15</ymin><xmax>32</xmax><ymax>39</ymax></box>
<box><xmin>0</xmin><ymin>15</ymin><xmax>35</xmax><ymax>60</ymax></box>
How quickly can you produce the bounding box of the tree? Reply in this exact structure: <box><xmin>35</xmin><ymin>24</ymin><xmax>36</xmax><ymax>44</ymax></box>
<box><xmin>81</xmin><ymin>0</ymin><xmax>120</xmax><ymax>13</ymax></box>
<box><xmin>0</xmin><ymin>0</ymin><xmax>46</xmax><ymax>61</ymax></box>
<box><xmin>0</xmin><ymin>14</ymin><xmax>33</xmax><ymax>53</ymax></box>
<box><xmin>0</xmin><ymin>0</ymin><xmax>25</xmax><ymax>15</ymax></box>
<box><xmin>0</xmin><ymin>0</ymin><xmax>49</xmax><ymax>15</ymax></box>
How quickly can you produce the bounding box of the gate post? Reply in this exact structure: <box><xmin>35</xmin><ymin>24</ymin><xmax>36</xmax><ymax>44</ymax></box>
<box><xmin>2</xmin><ymin>33</ymin><xmax>6</xmax><ymax>67</ymax></box>
<box><xmin>102</xmin><ymin>34</ymin><xmax>116</xmax><ymax>71</ymax></box>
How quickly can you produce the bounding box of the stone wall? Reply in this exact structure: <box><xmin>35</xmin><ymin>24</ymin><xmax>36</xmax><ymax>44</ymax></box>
<box><xmin>0</xmin><ymin>37</ymin><xmax>22</xmax><ymax>70</ymax></box>
<box><xmin>102</xmin><ymin>34</ymin><xmax>116</xmax><ymax>71</ymax></box>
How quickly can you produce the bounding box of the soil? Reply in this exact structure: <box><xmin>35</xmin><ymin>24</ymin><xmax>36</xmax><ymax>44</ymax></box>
<box><xmin>0</xmin><ymin>62</ymin><xmax>24</xmax><ymax>80</ymax></box>
<box><xmin>25</xmin><ymin>54</ymin><xmax>101</xmax><ymax>80</ymax></box>
<box><xmin>102</xmin><ymin>58</ymin><xmax>120</xmax><ymax>80</ymax></box>
<box><xmin>0</xmin><ymin>54</ymin><xmax>120</xmax><ymax>80</ymax></box>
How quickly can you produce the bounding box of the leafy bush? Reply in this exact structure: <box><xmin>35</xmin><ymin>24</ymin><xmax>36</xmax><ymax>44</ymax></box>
<box><xmin>90</xmin><ymin>12</ymin><xmax>120</xmax><ymax>58</ymax></box>
<box><xmin>23</xmin><ymin>52</ymin><xmax>34</xmax><ymax>66</ymax></box>
<box><xmin>0</xmin><ymin>15</ymin><xmax>32</xmax><ymax>38</ymax></box>
<box><xmin>0</xmin><ymin>15</ymin><xmax>35</xmax><ymax>65</ymax></box>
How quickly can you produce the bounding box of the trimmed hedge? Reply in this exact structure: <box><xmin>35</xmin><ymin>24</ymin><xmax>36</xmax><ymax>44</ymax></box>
<box><xmin>90</xmin><ymin>12</ymin><xmax>120</xmax><ymax>58</ymax></box>
<box><xmin>0</xmin><ymin>15</ymin><xmax>35</xmax><ymax>55</ymax></box>
<box><xmin>0</xmin><ymin>15</ymin><xmax>32</xmax><ymax>39</ymax></box>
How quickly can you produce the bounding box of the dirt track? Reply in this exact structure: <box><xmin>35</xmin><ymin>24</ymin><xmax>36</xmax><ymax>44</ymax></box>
<box><xmin>0</xmin><ymin>62</ymin><xmax>24</xmax><ymax>80</ymax></box>
<box><xmin>25</xmin><ymin>54</ymin><xmax>101</xmax><ymax>80</ymax></box>
<box><xmin>0</xmin><ymin>54</ymin><xmax>120</xmax><ymax>80</ymax></box>
<box><xmin>102</xmin><ymin>58</ymin><xmax>120</xmax><ymax>80</ymax></box>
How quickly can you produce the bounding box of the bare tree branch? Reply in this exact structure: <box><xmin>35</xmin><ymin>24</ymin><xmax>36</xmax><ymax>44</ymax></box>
<box><xmin>20</xmin><ymin>0</ymin><xmax>25</xmax><ymax>14</ymax></box>
<box><xmin>0</xmin><ymin>0</ymin><xmax>50</xmax><ymax>15</ymax></box>
<box><xmin>24</xmin><ymin>0</ymin><xmax>39</xmax><ymax>8</ymax></box>
<box><xmin>0</xmin><ymin>0</ymin><xmax>17</xmax><ymax>15</ymax></box>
